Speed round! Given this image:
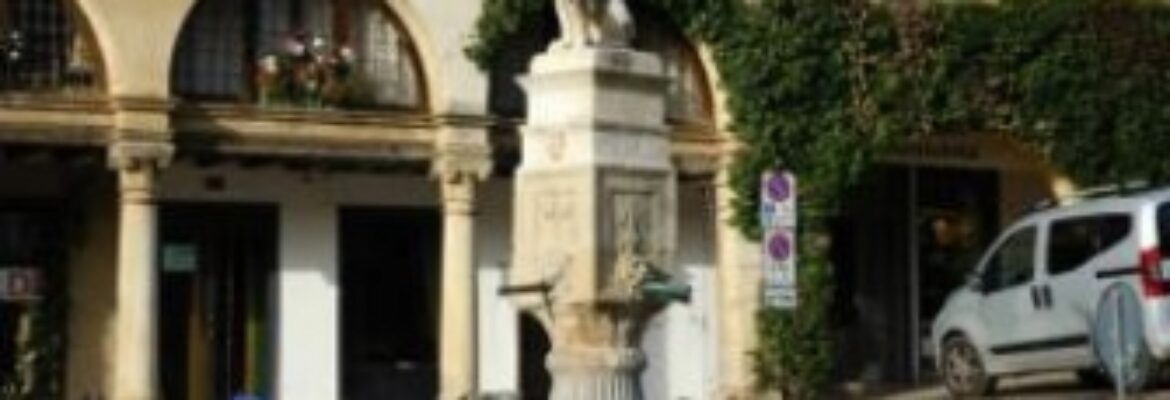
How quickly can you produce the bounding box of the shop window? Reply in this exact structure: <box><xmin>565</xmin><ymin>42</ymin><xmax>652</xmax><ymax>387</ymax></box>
<box><xmin>0</xmin><ymin>0</ymin><xmax>102</xmax><ymax>96</ymax></box>
<box><xmin>173</xmin><ymin>0</ymin><xmax>424</xmax><ymax>110</ymax></box>
<box><xmin>1047</xmin><ymin>214</ymin><xmax>1131</xmax><ymax>276</ymax></box>
<box><xmin>981</xmin><ymin>227</ymin><xmax>1035</xmax><ymax>293</ymax></box>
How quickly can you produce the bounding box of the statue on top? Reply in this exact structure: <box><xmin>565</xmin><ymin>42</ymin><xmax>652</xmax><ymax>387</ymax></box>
<box><xmin>552</xmin><ymin>0</ymin><xmax>635</xmax><ymax>49</ymax></box>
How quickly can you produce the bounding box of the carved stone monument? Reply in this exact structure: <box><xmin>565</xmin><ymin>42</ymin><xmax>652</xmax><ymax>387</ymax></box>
<box><xmin>509</xmin><ymin>1</ymin><xmax>686</xmax><ymax>399</ymax></box>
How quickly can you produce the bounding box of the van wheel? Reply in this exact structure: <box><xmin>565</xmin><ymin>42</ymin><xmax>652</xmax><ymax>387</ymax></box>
<box><xmin>941</xmin><ymin>335</ymin><xmax>997</xmax><ymax>397</ymax></box>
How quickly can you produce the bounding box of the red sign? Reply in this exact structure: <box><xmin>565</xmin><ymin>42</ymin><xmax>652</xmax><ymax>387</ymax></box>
<box><xmin>0</xmin><ymin>268</ymin><xmax>42</xmax><ymax>301</ymax></box>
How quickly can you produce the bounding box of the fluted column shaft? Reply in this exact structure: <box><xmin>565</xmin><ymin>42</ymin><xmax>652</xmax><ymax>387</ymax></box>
<box><xmin>108</xmin><ymin>142</ymin><xmax>171</xmax><ymax>400</ymax></box>
<box><xmin>439</xmin><ymin>172</ymin><xmax>479</xmax><ymax>400</ymax></box>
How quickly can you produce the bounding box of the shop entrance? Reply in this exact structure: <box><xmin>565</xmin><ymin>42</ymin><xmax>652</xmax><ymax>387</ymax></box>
<box><xmin>340</xmin><ymin>207</ymin><xmax>440</xmax><ymax>399</ymax></box>
<box><xmin>158</xmin><ymin>203</ymin><xmax>278</xmax><ymax>400</ymax></box>
<box><xmin>0</xmin><ymin>204</ymin><xmax>65</xmax><ymax>396</ymax></box>
<box><xmin>836</xmin><ymin>165</ymin><xmax>999</xmax><ymax>383</ymax></box>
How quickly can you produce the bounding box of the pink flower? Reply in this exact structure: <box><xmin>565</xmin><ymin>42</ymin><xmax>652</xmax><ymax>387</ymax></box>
<box><xmin>283</xmin><ymin>36</ymin><xmax>306</xmax><ymax>57</ymax></box>
<box><xmin>337</xmin><ymin>46</ymin><xmax>355</xmax><ymax>63</ymax></box>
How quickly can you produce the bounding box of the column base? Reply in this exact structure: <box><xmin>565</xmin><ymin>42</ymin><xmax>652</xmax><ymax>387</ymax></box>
<box><xmin>547</xmin><ymin>347</ymin><xmax>645</xmax><ymax>400</ymax></box>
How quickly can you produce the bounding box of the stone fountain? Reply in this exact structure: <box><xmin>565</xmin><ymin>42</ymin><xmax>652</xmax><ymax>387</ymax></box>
<box><xmin>506</xmin><ymin>0</ymin><xmax>689</xmax><ymax>399</ymax></box>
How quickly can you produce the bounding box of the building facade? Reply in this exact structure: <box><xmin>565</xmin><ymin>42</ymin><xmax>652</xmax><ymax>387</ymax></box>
<box><xmin>0</xmin><ymin>1</ymin><xmax>1082</xmax><ymax>399</ymax></box>
<box><xmin>0</xmin><ymin>1</ymin><xmax>761</xmax><ymax>399</ymax></box>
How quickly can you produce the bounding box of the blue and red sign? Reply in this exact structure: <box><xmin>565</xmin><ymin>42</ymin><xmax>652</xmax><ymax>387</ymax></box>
<box><xmin>761</xmin><ymin>170</ymin><xmax>797</xmax><ymax>309</ymax></box>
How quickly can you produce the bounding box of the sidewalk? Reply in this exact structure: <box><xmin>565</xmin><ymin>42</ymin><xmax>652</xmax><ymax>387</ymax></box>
<box><xmin>866</xmin><ymin>372</ymin><xmax>1166</xmax><ymax>399</ymax></box>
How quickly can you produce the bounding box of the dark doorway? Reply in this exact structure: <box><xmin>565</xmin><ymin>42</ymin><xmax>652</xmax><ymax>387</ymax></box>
<box><xmin>519</xmin><ymin>314</ymin><xmax>551</xmax><ymax>400</ymax></box>
<box><xmin>158</xmin><ymin>203</ymin><xmax>278</xmax><ymax>400</ymax></box>
<box><xmin>340</xmin><ymin>207</ymin><xmax>440</xmax><ymax>400</ymax></box>
<box><xmin>836</xmin><ymin>166</ymin><xmax>999</xmax><ymax>383</ymax></box>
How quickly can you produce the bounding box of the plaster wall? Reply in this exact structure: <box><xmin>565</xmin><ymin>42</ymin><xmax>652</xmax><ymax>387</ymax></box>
<box><xmin>642</xmin><ymin>181</ymin><xmax>720</xmax><ymax>400</ymax></box>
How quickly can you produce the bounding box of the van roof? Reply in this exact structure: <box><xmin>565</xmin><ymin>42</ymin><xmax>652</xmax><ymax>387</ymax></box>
<box><xmin>1024</xmin><ymin>185</ymin><xmax>1170</xmax><ymax>222</ymax></box>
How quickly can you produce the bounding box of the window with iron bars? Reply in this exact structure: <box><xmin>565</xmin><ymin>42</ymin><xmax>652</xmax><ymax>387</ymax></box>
<box><xmin>173</xmin><ymin>0</ymin><xmax>424</xmax><ymax>110</ymax></box>
<box><xmin>0</xmin><ymin>0</ymin><xmax>103</xmax><ymax>97</ymax></box>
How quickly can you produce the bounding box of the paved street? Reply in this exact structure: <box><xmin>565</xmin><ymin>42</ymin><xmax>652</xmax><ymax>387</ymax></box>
<box><xmin>876</xmin><ymin>372</ymin><xmax>1170</xmax><ymax>399</ymax></box>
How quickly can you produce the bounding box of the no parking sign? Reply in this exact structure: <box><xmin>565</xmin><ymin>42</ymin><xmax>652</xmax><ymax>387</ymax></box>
<box><xmin>762</xmin><ymin>171</ymin><xmax>797</xmax><ymax>309</ymax></box>
<box><xmin>0</xmin><ymin>267</ymin><xmax>42</xmax><ymax>302</ymax></box>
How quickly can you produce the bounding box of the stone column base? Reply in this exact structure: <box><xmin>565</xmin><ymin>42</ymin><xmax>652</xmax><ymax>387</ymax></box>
<box><xmin>547</xmin><ymin>347</ymin><xmax>645</xmax><ymax>400</ymax></box>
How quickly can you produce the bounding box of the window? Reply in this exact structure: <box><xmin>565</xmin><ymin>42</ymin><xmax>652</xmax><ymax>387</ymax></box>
<box><xmin>1047</xmin><ymin>214</ymin><xmax>1131</xmax><ymax>275</ymax></box>
<box><xmin>0</xmin><ymin>0</ymin><xmax>101</xmax><ymax>95</ymax></box>
<box><xmin>173</xmin><ymin>0</ymin><xmax>422</xmax><ymax>109</ymax></box>
<box><xmin>1160</xmin><ymin>203</ymin><xmax>1170</xmax><ymax>256</ymax></box>
<box><xmin>981</xmin><ymin>227</ymin><xmax>1036</xmax><ymax>293</ymax></box>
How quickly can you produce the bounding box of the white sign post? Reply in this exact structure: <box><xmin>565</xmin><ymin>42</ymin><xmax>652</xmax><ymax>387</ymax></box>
<box><xmin>0</xmin><ymin>267</ymin><xmax>42</xmax><ymax>302</ymax></box>
<box><xmin>761</xmin><ymin>170</ymin><xmax>797</xmax><ymax>309</ymax></box>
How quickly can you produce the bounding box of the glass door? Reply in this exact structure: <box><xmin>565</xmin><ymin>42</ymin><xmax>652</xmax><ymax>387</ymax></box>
<box><xmin>159</xmin><ymin>204</ymin><xmax>276</xmax><ymax>400</ymax></box>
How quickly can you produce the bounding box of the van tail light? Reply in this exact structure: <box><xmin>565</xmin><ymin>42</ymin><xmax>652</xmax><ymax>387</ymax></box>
<box><xmin>1140</xmin><ymin>247</ymin><xmax>1169</xmax><ymax>298</ymax></box>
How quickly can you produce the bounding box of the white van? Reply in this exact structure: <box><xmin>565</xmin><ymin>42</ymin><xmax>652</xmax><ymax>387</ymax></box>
<box><xmin>931</xmin><ymin>185</ymin><xmax>1170</xmax><ymax>397</ymax></box>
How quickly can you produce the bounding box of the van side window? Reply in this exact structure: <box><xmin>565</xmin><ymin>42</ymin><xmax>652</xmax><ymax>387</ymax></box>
<box><xmin>1160</xmin><ymin>203</ymin><xmax>1170</xmax><ymax>256</ymax></box>
<box><xmin>1047</xmin><ymin>214</ymin><xmax>1131</xmax><ymax>276</ymax></box>
<box><xmin>981</xmin><ymin>227</ymin><xmax>1036</xmax><ymax>293</ymax></box>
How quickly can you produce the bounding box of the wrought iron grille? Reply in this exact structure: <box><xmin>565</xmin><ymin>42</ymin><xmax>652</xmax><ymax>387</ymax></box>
<box><xmin>0</xmin><ymin>0</ymin><xmax>101</xmax><ymax>96</ymax></box>
<box><xmin>173</xmin><ymin>0</ymin><xmax>423</xmax><ymax>110</ymax></box>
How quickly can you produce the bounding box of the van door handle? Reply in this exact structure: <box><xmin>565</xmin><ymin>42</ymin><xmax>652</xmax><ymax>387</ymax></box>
<box><xmin>1042</xmin><ymin>286</ymin><xmax>1054</xmax><ymax>309</ymax></box>
<box><xmin>1031</xmin><ymin>286</ymin><xmax>1043</xmax><ymax>309</ymax></box>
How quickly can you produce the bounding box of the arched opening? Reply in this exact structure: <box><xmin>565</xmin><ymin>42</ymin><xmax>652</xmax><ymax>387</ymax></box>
<box><xmin>0</xmin><ymin>0</ymin><xmax>105</xmax><ymax>99</ymax></box>
<box><xmin>171</xmin><ymin>0</ymin><xmax>427</xmax><ymax>111</ymax></box>
<box><xmin>518</xmin><ymin>313</ymin><xmax>551</xmax><ymax>400</ymax></box>
<box><xmin>832</xmin><ymin>134</ymin><xmax>1064</xmax><ymax>385</ymax></box>
<box><xmin>487</xmin><ymin>4</ymin><xmax>715</xmax><ymax>127</ymax></box>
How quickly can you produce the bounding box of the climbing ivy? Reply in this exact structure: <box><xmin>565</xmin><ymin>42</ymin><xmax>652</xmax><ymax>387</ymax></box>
<box><xmin>467</xmin><ymin>0</ymin><xmax>1170</xmax><ymax>397</ymax></box>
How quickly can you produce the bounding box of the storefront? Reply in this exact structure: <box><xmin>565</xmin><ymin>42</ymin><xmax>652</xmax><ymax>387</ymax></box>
<box><xmin>834</xmin><ymin>135</ymin><xmax>1067</xmax><ymax>385</ymax></box>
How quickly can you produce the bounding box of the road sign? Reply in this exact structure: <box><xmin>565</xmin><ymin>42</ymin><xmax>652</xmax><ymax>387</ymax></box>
<box><xmin>762</xmin><ymin>171</ymin><xmax>797</xmax><ymax>309</ymax></box>
<box><xmin>0</xmin><ymin>267</ymin><xmax>42</xmax><ymax>301</ymax></box>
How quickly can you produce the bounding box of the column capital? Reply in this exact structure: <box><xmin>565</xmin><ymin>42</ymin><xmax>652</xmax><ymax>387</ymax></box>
<box><xmin>108</xmin><ymin>140</ymin><xmax>174</xmax><ymax>172</ymax></box>
<box><xmin>433</xmin><ymin>127</ymin><xmax>492</xmax><ymax>216</ymax></box>
<box><xmin>109</xmin><ymin>140</ymin><xmax>173</xmax><ymax>204</ymax></box>
<box><xmin>433</xmin><ymin>126</ymin><xmax>493</xmax><ymax>183</ymax></box>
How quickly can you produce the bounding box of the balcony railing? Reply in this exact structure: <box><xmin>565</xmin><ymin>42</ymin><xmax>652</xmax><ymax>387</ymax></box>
<box><xmin>173</xmin><ymin>0</ymin><xmax>424</xmax><ymax>112</ymax></box>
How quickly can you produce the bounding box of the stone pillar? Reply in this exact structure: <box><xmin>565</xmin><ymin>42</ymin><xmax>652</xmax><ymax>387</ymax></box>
<box><xmin>435</xmin><ymin>128</ymin><xmax>492</xmax><ymax>400</ymax></box>
<box><xmin>107</xmin><ymin>140</ymin><xmax>172</xmax><ymax>400</ymax></box>
<box><xmin>714</xmin><ymin>156</ymin><xmax>762</xmax><ymax>400</ymax></box>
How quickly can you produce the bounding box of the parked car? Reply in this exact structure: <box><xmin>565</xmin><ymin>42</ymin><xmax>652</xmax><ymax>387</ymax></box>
<box><xmin>931</xmin><ymin>184</ymin><xmax>1170</xmax><ymax>397</ymax></box>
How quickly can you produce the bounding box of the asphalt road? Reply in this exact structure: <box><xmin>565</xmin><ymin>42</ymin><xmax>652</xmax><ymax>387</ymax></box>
<box><xmin>877</xmin><ymin>372</ymin><xmax>1170</xmax><ymax>399</ymax></box>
